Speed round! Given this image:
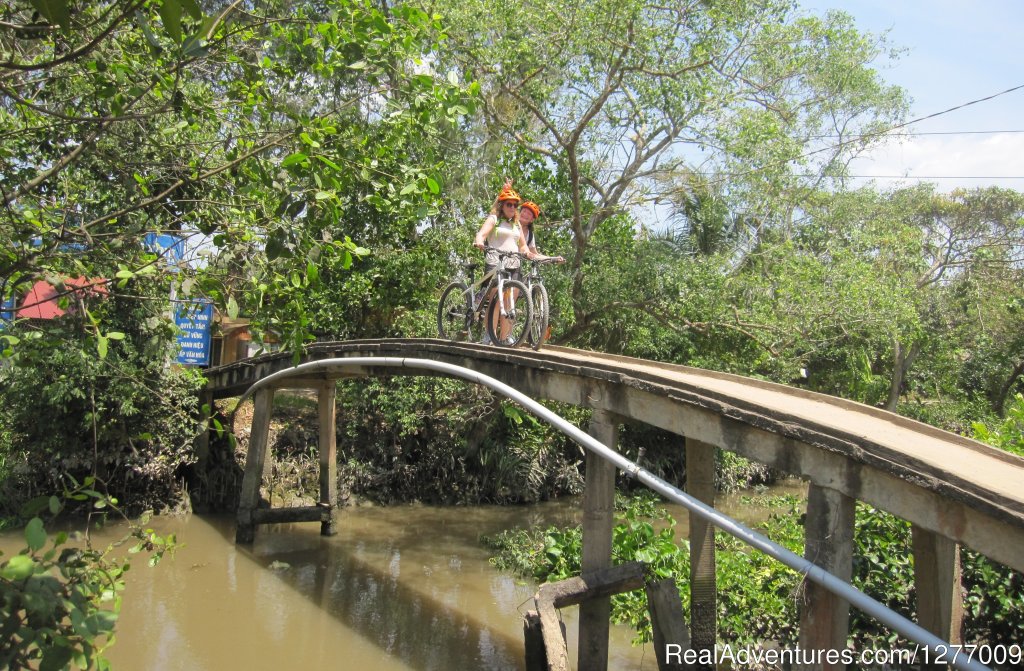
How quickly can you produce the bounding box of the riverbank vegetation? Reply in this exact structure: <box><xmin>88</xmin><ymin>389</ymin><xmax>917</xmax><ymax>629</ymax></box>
<box><xmin>484</xmin><ymin>494</ymin><xmax>1024</xmax><ymax>652</ymax></box>
<box><xmin>2</xmin><ymin>0</ymin><xmax>1024</xmax><ymax>666</ymax></box>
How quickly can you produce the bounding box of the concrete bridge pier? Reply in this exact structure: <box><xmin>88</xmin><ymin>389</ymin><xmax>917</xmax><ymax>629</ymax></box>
<box><xmin>912</xmin><ymin>524</ymin><xmax>963</xmax><ymax>644</ymax></box>
<box><xmin>235</xmin><ymin>382</ymin><xmax>340</xmax><ymax>544</ymax></box>
<box><xmin>317</xmin><ymin>382</ymin><xmax>339</xmax><ymax>536</ymax></box>
<box><xmin>236</xmin><ymin>387</ymin><xmax>274</xmax><ymax>544</ymax></box>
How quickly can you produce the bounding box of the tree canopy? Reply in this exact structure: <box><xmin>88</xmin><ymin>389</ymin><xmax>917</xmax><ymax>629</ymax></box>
<box><xmin>419</xmin><ymin>0</ymin><xmax>908</xmax><ymax>335</ymax></box>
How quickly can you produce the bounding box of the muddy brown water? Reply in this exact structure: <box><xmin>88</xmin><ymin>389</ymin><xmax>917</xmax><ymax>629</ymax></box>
<box><xmin>2</xmin><ymin>484</ymin><xmax>805</xmax><ymax>670</ymax></box>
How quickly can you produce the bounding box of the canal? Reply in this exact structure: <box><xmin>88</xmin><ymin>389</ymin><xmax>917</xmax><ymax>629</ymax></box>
<box><xmin>3</xmin><ymin>484</ymin><xmax>806</xmax><ymax>670</ymax></box>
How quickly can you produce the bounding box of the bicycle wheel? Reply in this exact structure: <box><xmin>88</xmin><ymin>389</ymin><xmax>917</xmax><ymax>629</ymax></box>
<box><xmin>528</xmin><ymin>283</ymin><xmax>549</xmax><ymax>350</ymax></box>
<box><xmin>437</xmin><ymin>281</ymin><xmax>472</xmax><ymax>341</ymax></box>
<box><xmin>485</xmin><ymin>280</ymin><xmax>532</xmax><ymax>348</ymax></box>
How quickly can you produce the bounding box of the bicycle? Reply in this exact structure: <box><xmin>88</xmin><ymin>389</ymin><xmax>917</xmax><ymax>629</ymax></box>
<box><xmin>437</xmin><ymin>251</ymin><xmax>533</xmax><ymax>347</ymax></box>
<box><xmin>524</xmin><ymin>257</ymin><xmax>557</xmax><ymax>350</ymax></box>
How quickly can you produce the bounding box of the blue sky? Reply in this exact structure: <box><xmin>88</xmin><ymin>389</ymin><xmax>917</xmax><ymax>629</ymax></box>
<box><xmin>802</xmin><ymin>0</ymin><xmax>1024</xmax><ymax>191</ymax></box>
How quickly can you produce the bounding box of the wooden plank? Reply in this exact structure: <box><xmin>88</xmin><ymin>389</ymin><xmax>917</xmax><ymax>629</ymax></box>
<box><xmin>538</xmin><ymin>562</ymin><xmax>647</xmax><ymax>609</ymax></box>
<box><xmin>646</xmin><ymin>578</ymin><xmax>692</xmax><ymax>670</ymax></box>
<box><xmin>534</xmin><ymin>562</ymin><xmax>648</xmax><ymax>671</ymax></box>
<box><xmin>251</xmin><ymin>505</ymin><xmax>332</xmax><ymax>525</ymax></box>
<box><xmin>536</xmin><ymin>596</ymin><xmax>570</xmax><ymax>671</ymax></box>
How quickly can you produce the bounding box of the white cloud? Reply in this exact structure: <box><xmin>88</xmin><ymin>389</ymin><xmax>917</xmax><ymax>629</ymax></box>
<box><xmin>846</xmin><ymin>133</ymin><xmax>1024</xmax><ymax>192</ymax></box>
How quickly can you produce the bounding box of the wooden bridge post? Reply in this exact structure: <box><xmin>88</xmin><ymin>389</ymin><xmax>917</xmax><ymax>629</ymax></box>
<box><xmin>235</xmin><ymin>387</ymin><xmax>274</xmax><ymax>544</ymax></box>
<box><xmin>318</xmin><ymin>382</ymin><xmax>338</xmax><ymax>536</ymax></box>
<box><xmin>911</xmin><ymin>524</ymin><xmax>963</xmax><ymax>645</ymax></box>
<box><xmin>799</xmin><ymin>483</ymin><xmax>855</xmax><ymax>670</ymax></box>
<box><xmin>685</xmin><ymin>438</ymin><xmax>717</xmax><ymax>671</ymax></box>
<box><xmin>579</xmin><ymin>409</ymin><xmax>619</xmax><ymax>671</ymax></box>
<box><xmin>646</xmin><ymin>578</ymin><xmax>692</xmax><ymax>670</ymax></box>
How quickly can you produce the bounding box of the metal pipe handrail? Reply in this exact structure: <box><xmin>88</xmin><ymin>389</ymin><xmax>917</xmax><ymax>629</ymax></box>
<box><xmin>235</xmin><ymin>356</ymin><xmax>990</xmax><ymax>671</ymax></box>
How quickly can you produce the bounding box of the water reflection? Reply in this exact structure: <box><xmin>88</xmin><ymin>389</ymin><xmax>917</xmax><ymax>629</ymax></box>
<box><xmin>0</xmin><ymin>485</ymin><xmax>805</xmax><ymax>671</ymax></box>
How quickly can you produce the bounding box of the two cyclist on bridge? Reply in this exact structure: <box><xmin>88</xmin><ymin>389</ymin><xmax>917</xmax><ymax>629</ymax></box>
<box><xmin>474</xmin><ymin>180</ymin><xmax>563</xmax><ymax>280</ymax></box>
<box><xmin>437</xmin><ymin>181</ymin><xmax>565</xmax><ymax>349</ymax></box>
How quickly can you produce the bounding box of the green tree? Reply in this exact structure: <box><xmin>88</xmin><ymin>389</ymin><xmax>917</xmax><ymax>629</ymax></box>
<box><xmin>422</xmin><ymin>0</ymin><xmax>908</xmax><ymax>342</ymax></box>
<box><xmin>1</xmin><ymin>0</ymin><xmax>476</xmax><ymax>487</ymax></box>
<box><xmin>1</xmin><ymin>0</ymin><xmax>473</xmax><ymax>352</ymax></box>
<box><xmin>799</xmin><ymin>185</ymin><xmax>1024</xmax><ymax>416</ymax></box>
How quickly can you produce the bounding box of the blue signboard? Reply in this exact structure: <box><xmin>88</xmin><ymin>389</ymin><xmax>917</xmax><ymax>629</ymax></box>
<box><xmin>0</xmin><ymin>296</ymin><xmax>15</xmax><ymax>328</ymax></box>
<box><xmin>175</xmin><ymin>300</ymin><xmax>213</xmax><ymax>366</ymax></box>
<box><xmin>144</xmin><ymin>233</ymin><xmax>186</xmax><ymax>269</ymax></box>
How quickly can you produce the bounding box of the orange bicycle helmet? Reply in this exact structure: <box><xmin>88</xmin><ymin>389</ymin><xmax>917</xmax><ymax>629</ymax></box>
<box><xmin>520</xmin><ymin>201</ymin><xmax>540</xmax><ymax>218</ymax></box>
<box><xmin>497</xmin><ymin>184</ymin><xmax>521</xmax><ymax>203</ymax></box>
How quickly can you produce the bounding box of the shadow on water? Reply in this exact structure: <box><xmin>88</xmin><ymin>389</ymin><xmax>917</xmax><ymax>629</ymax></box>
<box><xmin>192</xmin><ymin>502</ymin><xmax>586</xmax><ymax>671</ymax></box>
<box><xmin>235</xmin><ymin>526</ymin><xmax>526</xmax><ymax>671</ymax></box>
<box><xmin>79</xmin><ymin>484</ymin><xmax>805</xmax><ymax>670</ymax></box>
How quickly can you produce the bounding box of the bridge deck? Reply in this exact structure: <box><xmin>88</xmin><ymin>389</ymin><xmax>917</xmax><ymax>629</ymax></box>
<box><xmin>545</xmin><ymin>346</ymin><xmax>1024</xmax><ymax>505</ymax></box>
<box><xmin>205</xmin><ymin>338</ymin><xmax>1024</xmax><ymax>571</ymax></box>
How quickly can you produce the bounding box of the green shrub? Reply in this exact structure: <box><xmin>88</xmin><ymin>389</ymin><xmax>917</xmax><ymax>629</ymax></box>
<box><xmin>971</xmin><ymin>393</ymin><xmax>1024</xmax><ymax>457</ymax></box>
<box><xmin>0</xmin><ymin>296</ymin><xmax>205</xmax><ymax>516</ymax></box>
<box><xmin>0</xmin><ymin>482</ymin><xmax>176</xmax><ymax>671</ymax></box>
<box><xmin>484</xmin><ymin>495</ymin><xmax>1024</xmax><ymax>654</ymax></box>
<box><xmin>335</xmin><ymin>377</ymin><xmax>584</xmax><ymax>504</ymax></box>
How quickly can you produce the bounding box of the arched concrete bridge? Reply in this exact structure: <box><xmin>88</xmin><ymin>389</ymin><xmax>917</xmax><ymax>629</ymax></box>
<box><xmin>202</xmin><ymin>338</ymin><xmax>1024</xmax><ymax>670</ymax></box>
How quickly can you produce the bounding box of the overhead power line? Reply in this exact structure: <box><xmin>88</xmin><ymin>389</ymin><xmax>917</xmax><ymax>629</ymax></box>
<box><xmin>710</xmin><ymin>82</ymin><xmax>1024</xmax><ymax>187</ymax></box>
<box><xmin>892</xmin><ymin>83</ymin><xmax>1024</xmax><ymax>131</ymax></box>
<box><xmin>810</xmin><ymin>129</ymin><xmax>1024</xmax><ymax>139</ymax></box>
<box><xmin>812</xmin><ymin>83</ymin><xmax>1024</xmax><ymax>159</ymax></box>
<box><xmin>846</xmin><ymin>175</ymin><xmax>1024</xmax><ymax>180</ymax></box>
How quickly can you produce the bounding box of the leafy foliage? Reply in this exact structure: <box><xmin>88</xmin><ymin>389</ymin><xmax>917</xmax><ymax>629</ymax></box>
<box><xmin>485</xmin><ymin>496</ymin><xmax>1024</xmax><ymax>650</ymax></box>
<box><xmin>972</xmin><ymin>393</ymin><xmax>1024</xmax><ymax>457</ymax></box>
<box><xmin>0</xmin><ymin>480</ymin><xmax>176</xmax><ymax>671</ymax></box>
<box><xmin>335</xmin><ymin>376</ymin><xmax>584</xmax><ymax>504</ymax></box>
<box><xmin>423</xmin><ymin>0</ymin><xmax>908</xmax><ymax>342</ymax></box>
<box><xmin>2</xmin><ymin>0</ymin><xmax>474</xmax><ymax>356</ymax></box>
<box><xmin>0</xmin><ymin>291</ymin><xmax>204</xmax><ymax>516</ymax></box>
<box><xmin>1</xmin><ymin>0</ymin><xmax>478</xmax><ymax>510</ymax></box>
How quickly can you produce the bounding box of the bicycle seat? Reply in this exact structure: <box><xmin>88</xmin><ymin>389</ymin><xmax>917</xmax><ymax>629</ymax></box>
<box><xmin>463</xmin><ymin>262</ymin><xmax>480</xmax><ymax>271</ymax></box>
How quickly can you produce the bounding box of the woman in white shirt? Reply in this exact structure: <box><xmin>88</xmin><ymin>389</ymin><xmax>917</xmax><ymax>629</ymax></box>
<box><xmin>473</xmin><ymin>183</ymin><xmax>531</xmax><ymax>343</ymax></box>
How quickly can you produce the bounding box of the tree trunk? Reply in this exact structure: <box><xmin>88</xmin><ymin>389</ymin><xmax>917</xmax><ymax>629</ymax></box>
<box><xmin>886</xmin><ymin>340</ymin><xmax>921</xmax><ymax>411</ymax></box>
<box><xmin>994</xmin><ymin>360</ymin><xmax>1024</xmax><ymax>416</ymax></box>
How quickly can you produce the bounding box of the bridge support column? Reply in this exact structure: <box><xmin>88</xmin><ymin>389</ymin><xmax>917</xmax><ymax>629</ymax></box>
<box><xmin>579</xmin><ymin>410</ymin><xmax>619</xmax><ymax>671</ymax></box>
<box><xmin>236</xmin><ymin>387</ymin><xmax>274</xmax><ymax>544</ymax></box>
<box><xmin>318</xmin><ymin>382</ymin><xmax>338</xmax><ymax>536</ymax></box>
<box><xmin>685</xmin><ymin>438</ymin><xmax>717</xmax><ymax>671</ymax></box>
<box><xmin>799</xmin><ymin>483</ymin><xmax>855</xmax><ymax>670</ymax></box>
<box><xmin>911</xmin><ymin>524</ymin><xmax>963</xmax><ymax>646</ymax></box>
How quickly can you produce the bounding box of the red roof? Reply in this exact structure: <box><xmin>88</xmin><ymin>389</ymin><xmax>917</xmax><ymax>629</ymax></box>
<box><xmin>17</xmin><ymin>278</ymin><xmax>108</xmax><ymax>320</ymax></box>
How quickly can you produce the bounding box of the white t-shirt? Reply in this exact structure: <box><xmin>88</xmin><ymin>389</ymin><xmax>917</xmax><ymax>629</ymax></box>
<box><xmin>485</xmin><ymin>215</ymin><xmax>522</xmax><ymax>254</ymax></box>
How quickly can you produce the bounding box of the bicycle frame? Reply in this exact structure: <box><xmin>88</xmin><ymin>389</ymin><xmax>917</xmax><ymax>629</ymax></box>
<box><xmin>463</xmin><ymin>252</ymin><xmax>522</xmax><ymax>321</ymax></box>
<box><xmin>524</xmin><ymin>260</ymin><xmax>544</xmax><ymax>292</ymax></box>
<box><xmin>438</xmin><ymin>251</ymin><xmax>532</xmax><ymax>346</ymax></box>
